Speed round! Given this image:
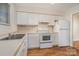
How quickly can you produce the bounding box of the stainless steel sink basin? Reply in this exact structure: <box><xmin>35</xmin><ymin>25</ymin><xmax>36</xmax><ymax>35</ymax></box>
<box><xmin>11</xmin><ymin>34</ymin><xmax>25</xmax><ymax>39</ymax></box>
<box><xmin>0</xmin><ymin>34</ymin><xmax>25</xmax><ymax>40</ymax></box>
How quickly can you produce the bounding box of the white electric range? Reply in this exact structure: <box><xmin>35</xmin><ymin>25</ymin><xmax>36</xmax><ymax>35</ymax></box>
<box><xmin>39</xmin><ymin>33</ymin><xmax>53</xmax><ymax>48</ymax></box>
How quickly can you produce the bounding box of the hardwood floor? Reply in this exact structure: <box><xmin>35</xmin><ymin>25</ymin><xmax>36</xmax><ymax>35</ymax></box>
<box><xmin>74</xmin><ymin>41</ymin><xmax>79</xmax><ymax>50</ymax></box>
<box><xmin>27</xmin><ymin>47</ymin><xmax>79</xmax><ymax>56</ymax></box>
<box><xmin>27</xmin><ymin>41</ymin><xmax>79</xmax><ymax>56</ymax></box>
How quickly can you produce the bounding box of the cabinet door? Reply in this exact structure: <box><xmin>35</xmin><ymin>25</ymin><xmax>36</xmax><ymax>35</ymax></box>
<box><xmin>17</xmin><ymin>42</ymin><xmax>25</xmax><ymax>56</ymax></box>
<box><xmin>28</xmin><ymin>33</ymin><xmax>39</xmax><ymax>49</ymax></box>
<box><xmin>58</xmin><ymin>20</ymin><xmax>70</xmax><ymax>28</ymax></box>
<box><xmin>28</xmin><ymin>13</ymin><xmax>39</xmax><ymax>25</ymax></box>
<box><xmin>58</xmin><ymin>30</ymin><xmax>70</xmax><ymax>46</ymax></box>
<box><xmin>17</xmin><ymin>12</ymin><xmax>29</xmax><ymax>25</ymax></box>
<box><xmin>16</xmin><ymin>38</ymin><xmax>27</xmax><ymax>56</ymax></box>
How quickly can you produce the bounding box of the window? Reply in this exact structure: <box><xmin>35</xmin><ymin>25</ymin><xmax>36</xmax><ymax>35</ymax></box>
<box><xmin>43</xmin><ymin>35</ymin><xmax>50</xmax><ymax>40</ymax></box>
<box><xmin>0</xmin><ymin>3</ymin><xmax>9</xmax><ymax>25</ymax></box>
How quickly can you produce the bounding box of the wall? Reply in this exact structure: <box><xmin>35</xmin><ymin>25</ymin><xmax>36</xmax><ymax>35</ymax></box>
<box><xmin>0</xmin><ymin>4</ymin><xmax>17</xmax><ymax>38</ymax></box>
<box><xmin>73</xmin><ymin>14</ymin><xmax>79</xmax><ymax>41</ymax></box>
<box><xmin>17</xmin><ymin>26</ymin><xmax>38</xmax><ymax>34</ymax></box>
<box><xmin>64</xmin><ymin>5</ymin><xmax>79</xmax><ymax>46</ymax></box>
<box><xmin>15</xmin><ymin>6</ymin><xmax>63</xmax><ymax>16</ymax></box>
<box><xmin>17</xmin><ymin>25</ymin><xmax>54</xmax><ymax>34</ymax></box>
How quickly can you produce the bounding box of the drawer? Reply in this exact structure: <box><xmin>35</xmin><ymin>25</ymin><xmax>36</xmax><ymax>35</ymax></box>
<box><xmin>40</xmin><ymin>43</ymin><xmax>53</xmax><ymax>48</ymax></box>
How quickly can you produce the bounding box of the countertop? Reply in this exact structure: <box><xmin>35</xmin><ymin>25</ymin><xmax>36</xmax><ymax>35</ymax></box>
<box><xmin>0</xmin><ymin>36</ymin><xmax>26</xmax><ymax>56</ymax></box>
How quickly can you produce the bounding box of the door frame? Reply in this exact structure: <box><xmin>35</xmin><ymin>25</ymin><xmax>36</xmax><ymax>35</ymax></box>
<box><xmin>72</xmin><ymin>12</ymin><xmax>79</xmax><ymax>47</ymax></box>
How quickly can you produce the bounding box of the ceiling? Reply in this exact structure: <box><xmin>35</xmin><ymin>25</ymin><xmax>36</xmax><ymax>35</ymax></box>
<box><xmin>15</xmin><ymin>3</ymin><xmax>79</xmax><ymax>15</ymax></box>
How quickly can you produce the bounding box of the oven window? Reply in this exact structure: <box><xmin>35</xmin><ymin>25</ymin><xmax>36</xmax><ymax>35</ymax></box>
<box><xmin>43</xmin><ymin>35</ymin><xmax>50</xmax><ymax>40</ymax></box>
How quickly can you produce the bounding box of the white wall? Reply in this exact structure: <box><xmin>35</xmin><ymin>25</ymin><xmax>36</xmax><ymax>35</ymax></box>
<box><xmin>73</xmin><ymin>15</ymin><xmax>79</xmax><ymax>41</ymax></box>
<box><xmin>0</xmin><ymin>4</ymin><xmax>17</xmax><ymax>37</ymax></box>
<box><xmin>17</xmin><ymin>25</ymin><xmax>54</xmax><ymax>34</ymax></box>
<box><xmin>15</xmin><ymin>6</ymin><xmax>63</xmax><ymax>16</ymax></box>
<box><xmin>17</xmin><ymin>26</ymin><xmax>38</xmax><ymax>34</ymax></box>
<box><xmin>64</xmin><ymin>5</ymin><xmax>79</xmax><ymax>46</ymax></box>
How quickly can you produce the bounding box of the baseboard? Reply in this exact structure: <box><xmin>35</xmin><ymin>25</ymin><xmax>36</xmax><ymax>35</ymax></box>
<box><xmin>28</xmin><ymin>46</ymin><xmax>71</xmax><ymax>50</ymax></box>
<box><xmin>28</xmin><ymin>47</ymin><xmax>40</xmax><ymax>50</ymax></box>
<box><xmin>59</xmin><ymin>46</ymin><xmax>70</xmax><ymax>48</ymax></box>
<box><xmin>53</xmin><ymin>45</ymin><xmax>59</xmax><ymax>47</ymax></box>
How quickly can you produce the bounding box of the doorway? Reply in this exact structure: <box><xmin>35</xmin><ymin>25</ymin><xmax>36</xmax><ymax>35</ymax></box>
<box><xmin>72</xmin><ymin>13</ymin><xmax>79</xmax><ymax>49</ymax></box>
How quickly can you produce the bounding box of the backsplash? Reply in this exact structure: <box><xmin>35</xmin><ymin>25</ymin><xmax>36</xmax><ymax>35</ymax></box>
<box><xmin>17</xmin><ymin>26</ymin><xmax>38</xmax><ymax>34</ymax></box>
<box><xmin>17</xmin><ymin>25</ymin><xmax>54</xmax><ymax>34</ymax></box>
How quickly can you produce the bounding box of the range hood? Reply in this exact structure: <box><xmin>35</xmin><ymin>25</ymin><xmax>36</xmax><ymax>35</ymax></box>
<box><xmin>38</xmin><ymin>21</ymin><xmax>49</xmax><ymax>33</ymax></box>
<box><xmin>39</xmin><ymin>21</ymin><xmax>49</xmax><ymax>24</ymax></box>
<box><xmin>39</xmin><ymin>20</ymin><xmax>55</xmax><ymax>26</ymax></box>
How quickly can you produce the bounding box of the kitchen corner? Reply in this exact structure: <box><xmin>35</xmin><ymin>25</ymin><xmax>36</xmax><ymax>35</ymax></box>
<box><xmin>0</xmin><ymin>3</ymin><xmax>79</xmax><ymax>56</ymax></box>
<box><xmin>0</xmin><ymin>34</ymin><xmax>27</xmax><ymax>56</ymax></box>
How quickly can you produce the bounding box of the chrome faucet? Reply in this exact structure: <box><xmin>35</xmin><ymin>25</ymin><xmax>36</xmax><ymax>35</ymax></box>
<box><xmin>8</xmin><ymin>33</ymin><xmax>12</xmax><ymax>39</ymax></box>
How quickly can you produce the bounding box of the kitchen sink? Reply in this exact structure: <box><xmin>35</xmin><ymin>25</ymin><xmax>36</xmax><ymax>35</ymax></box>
<box><xmin>0</xmin><ymin>34</ymin><xmax>25</xmax><ymax>40</ymax></box>
<box><xmin>11</xmin><ymin>34</ymin><xmax>25</xmax><ymax>39</ymax></box>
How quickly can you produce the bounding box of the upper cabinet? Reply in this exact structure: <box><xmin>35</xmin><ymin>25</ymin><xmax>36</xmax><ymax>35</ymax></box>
<box><xmin>28</xmin><ymin>13</ymin><xmax>39</xmax><ymax>25</ymax></box>
<box><xmin>17</xmin><ymin>12</ymin><xmax>63</xmax><ymax>26</ymax></box>
<box><xmin>17</xmin><ymin>12</ymin><xmax>39</xmax><ymax>25</ymax></box>
<box><xmin>0</xmin><ymin>3</ymin><xmax>10</xmax><ymax>25</ymax></box>
<box><xmin>17</xmin><ymin>12</ymin><xmax>29</xmax><ymax>25</ymax></box>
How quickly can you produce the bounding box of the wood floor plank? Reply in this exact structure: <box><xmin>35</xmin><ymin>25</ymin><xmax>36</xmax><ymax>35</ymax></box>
<box><xmin>27</xmin><ymin>47</ymin><xmax>79</xmax><ymax>56</ymax></box>
<box><xmin>27</xmin><ymin>41</ymin><xmax>79</xmax><ymax>56</ymax></box>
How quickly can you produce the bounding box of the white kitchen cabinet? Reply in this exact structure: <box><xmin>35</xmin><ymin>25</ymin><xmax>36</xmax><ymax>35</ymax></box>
<box><xmin>58</xmin><ymin>20</ymin><xmax>70</xmax><ymax>29</ymax></box>
<box><xmin>16</xmin><ymin>43</ymin><xmax>24</xmax><ymax>56</ymax></box>
<box><xmin>16</xmin><ymin>35</ymin><xmax>27</xmax><ymax>56</ymax></box>
<box><xmin>28</xmin><ymin>13</ymin><xmax>39</xmax><ymax>25</ymax></box>
<box><xmin>52</xmin><ymin>33</ymin><xmax>58</xmax><ymax>46</ymax></box>
<box><xmin>17</xmin><ymin>12</ymin><xmax>29</xmax><ymax>25</ymax></box>
<box><xmin>40</xmin><ymin>43</ymin><xmax>53</xmax><ymax>48</ymax></box>
<box><xmin>39</xmin><ymin>14</ymin><xmax>51</xmax><ymax>22</ymax></box>
<box><xmin>57</xmin><ymin>20</ymin><xmax>70</xmax><ymax>47</ymax></box>
<box><xmin>28</xmin><ymin>33</ymin><xmax>40</xmax><ymax>49</ymax></box>
<box><xmin>17</xmin><ymin>12</ymin><xmax>38</xmax><ymax>25</ymax></box>
<box><xmin>17</xmin><ymin>12</ymin><xmax>63</xmax><ymax>26</ymax></box>
<box><xmin>16</xmin><ymin>41</ymin><xmax>26</xmax><ymax>56</ymax></box>
<box><xmin>58</xmin><ymin>30</ymin><xmax>70</xmax><ymax>46</ymax></box>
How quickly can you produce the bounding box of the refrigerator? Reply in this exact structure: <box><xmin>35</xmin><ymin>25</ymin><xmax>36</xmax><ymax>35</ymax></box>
<box><xmin>54</xmin><ymin>20</ymin><xmax>70</xmax><ymax>47</ymax></box>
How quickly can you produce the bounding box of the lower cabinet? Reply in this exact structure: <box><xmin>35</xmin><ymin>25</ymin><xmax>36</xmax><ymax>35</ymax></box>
<box><xmin>40</xmin><ymin>43</ymin><xmax>53</xmax><ymax>48</ymax></box>
<box><xmin>16</xmin><ymin>40</ymin><xmax>26</xmax><ymax>56</ymax></box>
<box><xmin>27</xmin><ymin>33</ymin><xmax>55</xmax><ymax>49</ymax></box>
<box><xmin>16</xmin><ymin>43</ymin><xmax>24</xmax><ymax>56</ymax></box>
<box><xmin>16</xmin><ymin>35</ymin><xmax>27</xmax><ymax>56</ymax></box>
<box><xmin>28</xmin><ymin>33</ymin><xmax>40</xmax><ymax>49</ymax></box>
<box><xmin>58</xmin><ymin>30</ymin><xmax>70</xmax><ymax>46</ymax></box>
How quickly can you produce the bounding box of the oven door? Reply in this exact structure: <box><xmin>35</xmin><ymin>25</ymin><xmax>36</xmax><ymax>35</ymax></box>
<box><xmin>40</xmin><ymin>33</ymin><xmax>52</xmax><ymax>43</ymax></box>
